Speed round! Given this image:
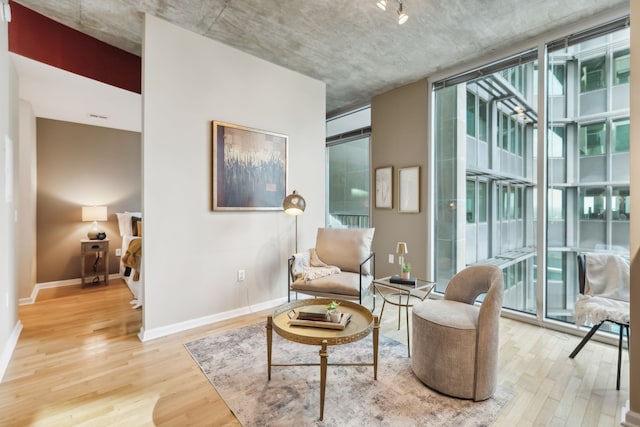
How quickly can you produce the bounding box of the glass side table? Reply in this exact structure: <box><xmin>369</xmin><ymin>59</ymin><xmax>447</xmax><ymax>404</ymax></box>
<box><xmin>372</xmin><ymin>276</ymin><xmax>435</xmax><ymax>357</ymax></box>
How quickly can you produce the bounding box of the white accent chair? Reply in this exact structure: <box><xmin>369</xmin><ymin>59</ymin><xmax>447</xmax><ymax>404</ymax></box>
<box><xmin>569</xmin><ymin>253</ymin><xmax>630</xmax><ymax>390</ymax></box>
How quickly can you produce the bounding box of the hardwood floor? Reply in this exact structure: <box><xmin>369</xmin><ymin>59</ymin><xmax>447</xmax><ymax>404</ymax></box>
<box><xmin>0</xmin><ymin>281</ymin><xmax>629</xmax><ymax>426</ymax></box>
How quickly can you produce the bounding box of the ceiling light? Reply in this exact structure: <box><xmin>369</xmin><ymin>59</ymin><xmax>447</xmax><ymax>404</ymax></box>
<box><xmin>397</xmin><ymin>2</ymin><xmax>409</xmax><ymax>24</ymax></box>
<box><xmin>376</xmin><ymin>0</ymin><xmax>408</xmax><ymax>25</ymax></box>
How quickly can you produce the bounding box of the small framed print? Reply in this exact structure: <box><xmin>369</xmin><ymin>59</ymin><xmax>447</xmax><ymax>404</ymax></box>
<box><xmin>398</xmin><ymin>166</ymin><xmax>420</xmax><ymax>213</ymax></box>
<box><xmin>375</xmin><ymin>166</ymin><xmax>393</xmax><ymax>209</ymax></box>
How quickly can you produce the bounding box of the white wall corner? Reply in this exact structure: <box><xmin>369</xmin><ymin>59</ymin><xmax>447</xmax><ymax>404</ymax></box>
<box><xmin>0</xmin><ymin>320</ymin><xmax>23</xmax><ymax>382</ymax></box>
<box><xmin>622</xmin><ymin>401</ymin><xmax>640</xmax><ymax>427</ymax></box>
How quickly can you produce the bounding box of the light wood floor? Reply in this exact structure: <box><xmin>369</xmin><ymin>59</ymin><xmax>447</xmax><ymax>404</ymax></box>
<box><xmin>0</xmin><ymin>280</ymin><xmax>629</xmax><ymax>426</ymax></box>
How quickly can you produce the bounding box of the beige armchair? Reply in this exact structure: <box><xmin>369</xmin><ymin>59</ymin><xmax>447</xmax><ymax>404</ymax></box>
<box><xmin>411</xmin><ymin>265</ymin><xmax>504</xmax><ymax>401</ymax></box>
<box><xmin>287</xmin><ymin>227</ymin><xmax>375</xmax><ymax>304</ymax></box>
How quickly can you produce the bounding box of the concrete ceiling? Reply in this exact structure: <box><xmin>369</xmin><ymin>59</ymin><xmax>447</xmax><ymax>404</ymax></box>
<box><xmin>13</xmin><ymin>0</ymin><xmax>629</xmax><ymax>118</ymax></box>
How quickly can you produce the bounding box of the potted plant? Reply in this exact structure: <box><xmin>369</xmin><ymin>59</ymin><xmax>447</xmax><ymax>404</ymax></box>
<box><xmin>327</xmin><ymin>300</ymin><xmax>341</xmax><ymax>322</ymax></box>
<box><xmin>401</xmin><ymin>263</ymin><xmax>411</xmax><ymax>280</ymax></box>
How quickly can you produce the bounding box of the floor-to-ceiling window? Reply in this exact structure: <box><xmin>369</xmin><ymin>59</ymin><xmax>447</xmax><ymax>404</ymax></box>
<box><xmin>433</xmin><ymin>52</ymin><xmax>538</xmax><ymax>312</ymax></box>
<box><xmin>432</xmin><ymin>19</ymin><xmax>629</xmax><ymax>330</ymax></box>
<box><xmin>326</xmin><ymin>107</ymin><xmax>371</xmax><ymax>228</ymax></box>
<box><xmin>545</xmin><ymin>25</ymin><xmax>630</xmax><ymax>326</ymax></box>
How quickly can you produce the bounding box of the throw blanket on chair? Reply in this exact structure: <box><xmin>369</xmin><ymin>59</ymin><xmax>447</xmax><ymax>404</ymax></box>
<box><xmin>292</xmin><ymin>248</ymin><xmax>340</xmax><ymax>283</ymax></box>
<box><xmin>575</xmin><ymin>253</ymin><xmax>629</xmax><ymax>326</ymax></box>
<box><xmin>122</xmin><ymin>238</ymin><xmax>142</xmax><ymax>281</ymax></box>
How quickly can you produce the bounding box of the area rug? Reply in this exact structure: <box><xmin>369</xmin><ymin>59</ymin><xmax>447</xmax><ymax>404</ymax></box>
<box><xmin>185</xmin><ymin>323</ymin><xmax>513</xmax><ymax>426</ymax></box>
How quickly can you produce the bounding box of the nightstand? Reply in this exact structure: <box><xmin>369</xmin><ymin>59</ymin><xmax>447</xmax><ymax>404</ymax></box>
<box><xmin>80</xmin><ymin>239</ymin><xmax>109</xmax><ymax>287</ymax></box>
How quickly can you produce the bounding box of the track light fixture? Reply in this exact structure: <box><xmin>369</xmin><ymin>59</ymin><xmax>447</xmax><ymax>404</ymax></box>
<box><xmin>397</xmin><ymin>1</ymin><xmax>408</xmax><ymax>24</ymax></box>
<box><xmin>375</xmin><ymin>0</ymin><xmax>408</xmax><ymax>25</ymax></box>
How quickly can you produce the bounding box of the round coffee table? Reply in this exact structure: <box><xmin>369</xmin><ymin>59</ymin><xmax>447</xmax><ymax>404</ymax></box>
<box><xmin>266</xmin><ymin>298</ymin><xmax>379</xmax><ymax>421</ymax></box>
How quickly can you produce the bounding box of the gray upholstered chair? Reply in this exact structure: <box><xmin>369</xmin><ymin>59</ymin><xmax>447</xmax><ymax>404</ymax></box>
<box><xmin>411</xmin><ymin>265</ymin><xmax>504</xmax><ymax>401</ymax></box>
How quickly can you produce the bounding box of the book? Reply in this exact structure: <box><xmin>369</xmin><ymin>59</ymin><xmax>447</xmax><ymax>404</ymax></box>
<box><xmin>389</xmin><ymin>275</ymin><xmax>417</xmax><ymax>286</ymax></box>
<box><xmin>297</xmin><ymin>307</ymin><xmax>328</xmax><ymax>321</ymax></box>
<box><xmin>289</xmin><ymin>312</ymin><xmax>353</xmax><ymax>330</ymax></box>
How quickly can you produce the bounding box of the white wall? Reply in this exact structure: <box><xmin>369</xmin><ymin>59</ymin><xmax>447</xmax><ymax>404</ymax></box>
<box><xmin>0</xmin><ymin>15</ymin><xmax>21</xmax><ymax>381</ymax></box>
<box><xmin>141</xmin><ymin>14</ymin><xmax>326</xmax><ymax>335</ymax></box>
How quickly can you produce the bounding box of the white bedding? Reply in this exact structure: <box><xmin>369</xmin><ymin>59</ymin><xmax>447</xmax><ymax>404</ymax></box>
<box><xmin>116</xmin><ymin>212</ymin><xmax>143</xmax><ymax>309</ymax></box>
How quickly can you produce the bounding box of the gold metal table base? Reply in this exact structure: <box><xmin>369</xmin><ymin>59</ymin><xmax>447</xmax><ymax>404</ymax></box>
<box><xmin>266</xmin><ymin>299</ymin><xmax>379</xmax><ymax>421</ymax></box>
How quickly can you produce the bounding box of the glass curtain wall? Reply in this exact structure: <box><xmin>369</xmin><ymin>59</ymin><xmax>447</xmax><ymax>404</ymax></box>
<box><xmin>326</xmin><ymin>107</ymin><xmax>371</xmax><ymax>228</ymax></box>
<box><xmin>434</xmin><ymin>56</ymin><xmax>538</xmax><ymax>315</ymax></box>
<box><xmin>433</xmin><ymin>21</ymin><xmax>629</xmax><ymax>328</ymax></box>
<box><xmin>546</xmin><ymin>27</ymin><xmax>630</xmax><ymax>324</ymax></box>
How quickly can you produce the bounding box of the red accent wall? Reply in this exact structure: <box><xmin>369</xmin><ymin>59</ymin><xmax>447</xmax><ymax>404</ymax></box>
<box><xmin>8</xmin><ymin>1</ymin><xmax>141</xmax><ymax>94</ymax></box>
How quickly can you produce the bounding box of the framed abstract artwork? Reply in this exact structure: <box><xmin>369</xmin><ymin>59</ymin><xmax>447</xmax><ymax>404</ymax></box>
<box><xmin>212</xmin><ymin>121</ymin><xmax>287</xmax><ymax>211</ymax></box>
<box><xmin>398</xmin><ymin>166</ymin><xmax>420</xmax><ymax>213</ymax></box>
<box><xmin>375</xmin><ymin>166</ymin><xmax>393</xmax><ymax>209</ymax></box>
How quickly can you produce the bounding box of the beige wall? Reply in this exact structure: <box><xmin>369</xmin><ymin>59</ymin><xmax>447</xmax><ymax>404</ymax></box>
<box><xmin>17</xmin><ymin>101</ymin><xmax>37</xmax><ymax>301</ymax></box>
<box><xmin>36</xmin><ymin>118</ymin><xmax>141</xmax><ymax>284</ymax></box>
<box><xmin>370</xmin><ymin>79</ymin><xmax>429</xmax><ymax>279</ymax></box>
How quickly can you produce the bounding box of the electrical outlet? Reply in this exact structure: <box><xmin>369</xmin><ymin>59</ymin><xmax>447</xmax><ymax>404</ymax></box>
<box><xmin>388</xmin><ymin>254</ymin><xmax>394</xmax><ymax>264</ymax></box>
<box><xmin>115</xmin><ymin>248</ymin><xmax>122</xmax><ymax>256</ymax></box>
<box><xmin>238</xmin><ymin>270</ymin><xmax>245</xmax><ymax>282</ymax></box>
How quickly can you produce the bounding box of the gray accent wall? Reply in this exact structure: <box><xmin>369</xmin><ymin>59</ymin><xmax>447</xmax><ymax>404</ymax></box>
<box><xmin>370</xmin><ymin>79</ymin><xmax>430</xmax><ymax>280</ymax></box>
<box><xmin>36</xmin><ymin>118</ymin><xmax>141</xmax><ymax>283</ymax></box>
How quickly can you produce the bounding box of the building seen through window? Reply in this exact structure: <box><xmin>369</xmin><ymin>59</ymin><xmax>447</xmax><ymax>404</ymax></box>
<box><xmin>433</xmin><ymin>23</ymin><xmax>629</xmax><ymax>326</ymax></box>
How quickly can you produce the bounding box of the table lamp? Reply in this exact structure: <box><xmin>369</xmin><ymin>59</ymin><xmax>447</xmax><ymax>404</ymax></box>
<box><xmin>82</xmin><ymin>206</ymin><xmax>108</xmax><ymax>240</ymax></box>
<box><xmin>396</xmin><ymin>241</ymin><xmax>408</xmax><ymax>275</ymax></box>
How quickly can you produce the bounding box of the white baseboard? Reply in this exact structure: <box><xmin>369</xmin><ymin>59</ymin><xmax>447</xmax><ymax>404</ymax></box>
<box><xmin>622</xmin><ymin>401</ymin><xmax>640</xmax><ymax>427</ymax></box>
<box><xmin>139</xmin><ymin>296</ymin><xmax>288</xmax><ymax>342</ymax></box>
<box><xmin>19</xmin><ymin>274</ymin><xmax>122</xmax><ymax>305</ymax></box>
<box><xmin>0</xmin><ymin>320</ymin><xmax>23</xmax><ymax>383</ymax></box>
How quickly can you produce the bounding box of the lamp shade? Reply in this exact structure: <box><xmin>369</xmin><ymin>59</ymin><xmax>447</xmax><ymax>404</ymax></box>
<box><xmin>396</xmin><ymin>241</ymin><xmax>408</xmax><ymax>255</ymax></box>
<box><xmin>282</xmin><ymin>191</ymin><xmax>306</xmax><ymax>216</ymax></box>
<box><xmin>82</xmin><ymin>206</ymin><xmax>108</xmax><ymax>222</ymax></box>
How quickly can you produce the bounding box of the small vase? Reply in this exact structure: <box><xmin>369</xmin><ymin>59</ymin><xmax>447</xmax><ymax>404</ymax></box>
<box><xmin>401</xmin><ymin>272</ymin><xmax>410</xmax><ymax>280</ymax></box>
<box><xmin>329</xmin><ymin>311</ymin><xmax>341</xmax><ymax>323</ymax></box>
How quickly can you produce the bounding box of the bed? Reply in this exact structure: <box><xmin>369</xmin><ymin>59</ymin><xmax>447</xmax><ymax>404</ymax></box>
<box><xmin>116</xmin><ymin>212</ymin><xmax>143</xmax><ymax>309</ymax></box>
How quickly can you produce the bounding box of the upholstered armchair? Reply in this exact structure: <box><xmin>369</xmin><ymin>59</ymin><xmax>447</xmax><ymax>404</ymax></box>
<box><xmin>411</xmin><ymin>265</ymin><xmax>504</xmax><ymax>401</ymax></box>
<box><xmin>287</xmin><ymin>227</ymin><xmax>375</xmax><ymax>304</ymax></box>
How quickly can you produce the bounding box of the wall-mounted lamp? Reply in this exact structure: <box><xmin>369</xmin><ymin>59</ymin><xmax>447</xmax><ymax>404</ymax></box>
<box><xmin>82</xmin><ymin>206</ymin><xmax>108</xmax><ymax>240</ymax></box>
<box><xmin>283</xmin><ymin>190</ymin><xmax>306</xmax><ymax>253</ymax></box>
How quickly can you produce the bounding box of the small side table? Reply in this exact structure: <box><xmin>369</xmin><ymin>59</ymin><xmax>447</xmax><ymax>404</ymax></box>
<box><xmin>372</xmin><ymin>276</ymin><xmax>435</xmax><ymax>357</ymax></box>
<box><xmin>80</xmin><ymin>239</ymin><xmax>109</xmax><ymax>287</ymax></box>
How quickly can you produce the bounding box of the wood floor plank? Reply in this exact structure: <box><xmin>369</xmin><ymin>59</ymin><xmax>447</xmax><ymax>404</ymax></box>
<box><xmin>0</xmin><ymin>281</ymin><xmax>630</xmax><ymax>426</ymax></box>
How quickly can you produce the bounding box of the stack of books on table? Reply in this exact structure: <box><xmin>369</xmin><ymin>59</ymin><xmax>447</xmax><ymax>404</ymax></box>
<box><xmin>289</xmin><ymin>309</ymin><xmax>353</xmax><ymax>330</ymax></box>
<box><xmin>296</xmin><ymin>307</ymin><xmax>329</xmax><ymax>321</ymax></box>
